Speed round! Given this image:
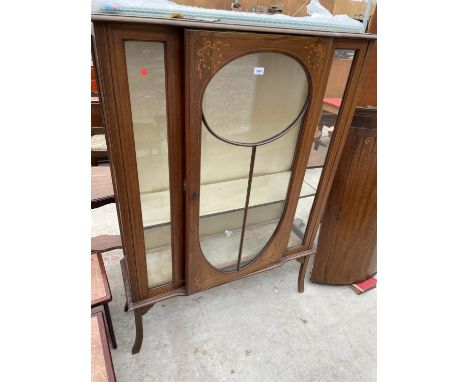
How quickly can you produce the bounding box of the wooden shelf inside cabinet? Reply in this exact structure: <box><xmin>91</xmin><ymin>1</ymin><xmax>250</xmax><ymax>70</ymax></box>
<box><xmin>141</xmin><ymin>170</ymin><xmax>319</xmax><ymax>229</ymax></box>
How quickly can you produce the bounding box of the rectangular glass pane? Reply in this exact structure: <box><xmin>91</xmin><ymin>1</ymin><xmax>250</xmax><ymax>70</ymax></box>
<box><xmin>288</xmin><ymin>49</ymin><xmax>356</xmax><ymax>248</ymax></box>
<box><xmin>125</xmin><ymin>40</ymin><xmax>173</xmax><ymax>288</ymax></box>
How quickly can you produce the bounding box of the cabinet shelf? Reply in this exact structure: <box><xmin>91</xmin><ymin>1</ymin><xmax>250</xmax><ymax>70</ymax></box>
<box><xmin>141</xmin><ymin>170</ymin><xmax>319</xmax><ymax>229</ymax></box>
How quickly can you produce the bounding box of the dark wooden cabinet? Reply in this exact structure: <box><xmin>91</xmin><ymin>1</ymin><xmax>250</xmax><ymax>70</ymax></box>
<box><xmin>311</xmin><ymin>107</ymin><xmax>377</xmax><ymax>284</ymax></box>
<box><xmin>92</xmin><ymin>13</ymin><xmax>375</xmax><ymax>353</ymax></box>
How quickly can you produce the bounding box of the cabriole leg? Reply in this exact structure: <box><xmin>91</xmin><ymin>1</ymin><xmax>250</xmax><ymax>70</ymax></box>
<box><xmin>131</xmin><ymin>304</ymin><xmax>154</xmax><ymax>355</ymax></box>
<box><xmin>132</xmin><ymin>310</ymin><xmax>144</xmax><ymax>355</ymax></box>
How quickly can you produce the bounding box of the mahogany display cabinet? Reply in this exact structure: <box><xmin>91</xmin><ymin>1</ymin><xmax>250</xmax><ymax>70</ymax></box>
<box><xmin>92</xmin><ymin>14</ymin><xmax>376</xmax><ymax>353</ymax></box>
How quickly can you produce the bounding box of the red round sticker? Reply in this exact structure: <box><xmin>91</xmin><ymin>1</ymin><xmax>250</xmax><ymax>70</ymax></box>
<box><xmin>140</xmin><ymin>67</ymin><xmax>148</xmax><ymax>76</ymax></box>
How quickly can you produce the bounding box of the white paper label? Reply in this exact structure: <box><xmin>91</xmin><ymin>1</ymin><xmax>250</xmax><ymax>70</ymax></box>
<box><xmin>253</xmin><ymin>67</ymin><xmax>264</xmax><ymax>76</ymax></box>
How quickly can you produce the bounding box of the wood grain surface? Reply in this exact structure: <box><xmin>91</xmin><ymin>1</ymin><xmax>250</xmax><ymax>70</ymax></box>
<box><xmin>91</xmin><ymin>97</ymin><xmax>103</xmax><ymax>127</ymax></box>
<box><xmin>91</xmin><ymin>166</ymin><xmax>115</xmax><ymax>207</ymax></box>
<box><xmin>91</xmin><ymin>312</ymin><xmax>116</xmax><ymax>382</ymax></box>
<box><xmin>91</xmin><ymin>235</ymin><xmax>122</xmax><ymax>254</ymax></box>
<box><xmin>311</xmin><ymin>107</ymin><xmax>376</xmax><ymax>284</ymax></box>
<box><xmin>91</xmin><ymin>253</ymin><xmax>112</xmax><ymax>306</ymax></box>
<box><xmin>357</xmin><ymin>6</ymin><xmax>376</xmax><ymax>107</ymax></box>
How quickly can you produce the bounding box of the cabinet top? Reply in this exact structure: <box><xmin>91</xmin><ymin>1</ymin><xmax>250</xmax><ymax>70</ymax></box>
<box><xmin>91</xmin><ymin>0</ymin><xmax>376</xmax><ymax>40</ymax></box>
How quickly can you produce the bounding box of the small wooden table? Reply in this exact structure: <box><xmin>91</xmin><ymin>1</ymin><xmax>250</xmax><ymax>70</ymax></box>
<box><xmin>92</xmin><ymin>166</ymin><xmax>115</xmax><ymax>209</ymax></box>
<box><xmin>91</xmin><ymin>235</ymin><xmax>122</xmax><ymax>254</ymax></box>
<box><xmin>307</xmin><ymin>148</ymin><xmax>326</xmax><ymax>168</ymax></box>
<box><xmin>91</xmin><ymin>166</ymin><xmax>122</xmax><ymax>254</ymax></box>
<box><xmin>92</xmin><ymin>311</ymin><xmax>116</xmax><ymax>382</ymax></box>
<box><xmin>322</xmin><ymin>97</ymin><xmax>342</xmax><ymax>115</ymax></box>
<box><xmin>91</xmin><ymin>252</ymin><xmax>117</xmax><ymax>349</ymax></box>
<box><xmin>308</xmin><ymin>98</ymin><xmax>342</xmax><ymax>166</ymax></box>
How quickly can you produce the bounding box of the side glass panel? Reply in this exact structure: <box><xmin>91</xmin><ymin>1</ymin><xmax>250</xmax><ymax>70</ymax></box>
<box><xmin>125</xmin><ymin>41</ymin><xmax>173</xmax><ymax>288</ymax></box>
<box><xmin>288</xmin><ymin>49</ymin><xmax>356</xmax><ymax>248</ymax></box>
<box><xmin>199</xmin><ymin>52</ymin><xmax>309</xmax><ymax>271</ymax></box>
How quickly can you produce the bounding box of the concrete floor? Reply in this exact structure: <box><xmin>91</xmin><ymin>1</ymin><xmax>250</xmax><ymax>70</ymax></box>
<box><xmin>92</xmin><ymin>203</ymin><xmax>376</xmax><ymax>382</ymax></box>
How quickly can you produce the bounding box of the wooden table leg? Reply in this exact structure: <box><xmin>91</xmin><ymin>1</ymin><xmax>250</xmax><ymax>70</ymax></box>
<box><xmin>132</xmin><ymin>304</ymin><xmax>154</xmax><ymax>355</ymax></box>
<box><xmin>104</xmin><ymin>303</ymin><xmax>117</xmax><ymax>349</ymax></box>
<box><xmin>297</xmin><ymin>255</ymin><xmax>311</xmax><ymax>293</ymax></box>
<box><xmin>314</xmin><ymin>109</ymin><xmax>324</xmax><ymax>150</ymax></box>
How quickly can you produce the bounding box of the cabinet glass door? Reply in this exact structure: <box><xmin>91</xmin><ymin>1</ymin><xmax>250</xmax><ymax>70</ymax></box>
<box><xmin>199</xmin><ymin>52</ymin><xmax>309</xmax><ymax>271</ymax></box>
<box><xmin>185</xmin><ymin>31</ymin><xmax>331</xmax><ymax>293</ymax></box>
<box><xmin>125</xmin><ymin>40</ymin><xmax>173</xmax><ymax>288</ymax></box>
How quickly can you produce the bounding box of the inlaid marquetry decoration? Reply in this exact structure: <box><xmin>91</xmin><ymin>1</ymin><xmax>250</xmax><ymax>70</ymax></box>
<box><xmin>304</xmin><ymin>42</ymin><xmax>324</xmax><ymax>71</ymax></box>
<box><xmin>196</xmin><ymin>40</ymin><xmax>230</xmax><ymax>79</ymax></box>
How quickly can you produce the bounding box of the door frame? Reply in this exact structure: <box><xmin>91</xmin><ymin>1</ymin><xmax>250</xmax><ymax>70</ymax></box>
<box><xmin>184</xmin><ymin>29</ymin><xmax>334</xmax><ymax>294</ymax></box>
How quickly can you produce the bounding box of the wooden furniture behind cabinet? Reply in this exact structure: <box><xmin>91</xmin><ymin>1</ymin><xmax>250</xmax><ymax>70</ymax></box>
<box><xmin>92</xmin><ymin>13</ymin><xmax>375</xmax><ymax>353</ymax></box>
<box><xmin>311</xmin><ymin>107</ymin><xmax>377</xmax><ymax>284</ymax></box>
<box><xmin>91</xmin><ymin>166</ymin><xmax>115</xmax><ymax>208</ymax></box>
<box><xmin>91</xmin><ymin>96</ymin><xmax>109</xmax><ymax>166</ymax></box>
<box><xmin>311</xmin><ymin>7</ymin><xmax>376</xmax><ymax>285</ymax></box>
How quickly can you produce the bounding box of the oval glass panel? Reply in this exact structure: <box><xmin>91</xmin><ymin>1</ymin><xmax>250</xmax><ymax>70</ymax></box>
<box><xmin>202</xmin><ymin>52</ymin><xmax>309</xmax><ymax>145</ymax></box>
<box><xmin>199</xmin><ymin>52</ymin><xmax>310</xmax><ymax>272</ymax></box>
